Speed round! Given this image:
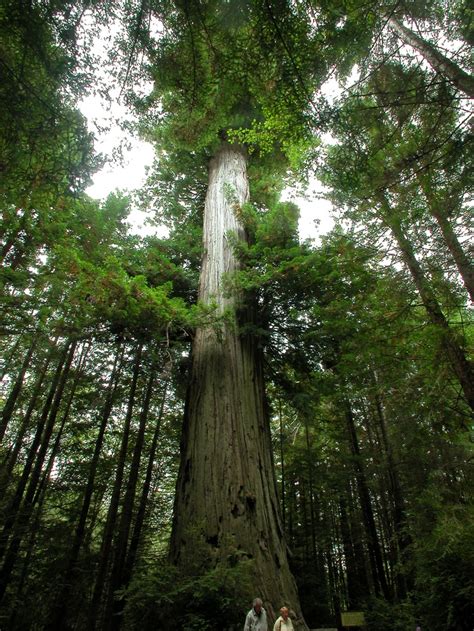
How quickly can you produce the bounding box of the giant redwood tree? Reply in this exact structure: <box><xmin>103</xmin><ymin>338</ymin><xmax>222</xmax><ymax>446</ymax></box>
<box><xmin>124</xmin><ymin>1</ymin><xmax>327</xmax><ymax>625</ymax></box>
<box><xmin>169</xmin><ymin>141</ymin><xmax>305</xmax><ymax>622</ymax></box>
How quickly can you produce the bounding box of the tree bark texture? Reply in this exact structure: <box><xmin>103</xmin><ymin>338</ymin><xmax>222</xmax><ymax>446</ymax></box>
<box><xmin>169</xmin><ymin>142</ymin><xmax>306</xmax><ymax>628</ymax></box>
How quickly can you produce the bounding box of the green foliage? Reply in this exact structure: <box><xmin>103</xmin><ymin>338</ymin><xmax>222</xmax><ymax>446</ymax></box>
<box><xmin>229</xmin><ymin>199</ymin><xmax>303</xmax><ymax>287</ymax></box>
<box><xmin>61</xmin><ymin>251</ymin><xmax>186</xmax><ymax>336</ymax></box>
<box><xmin>129</xmin><ymin>0</ymin><xmax>325</xmax><ymax>166</ymax></box>
<box><xmin>365</xmin><ymin>597</ymin><xmax>416</xmax><ymax>631</ymax></box>
<box><xmin>0</xmin><ymin>0</ymin><xmax>99</xmax><ymax>208</ymax></box>
<box><xmin>122</xmin><ymin>551</ymin><xmax>254</xmax><ymax>631</ymax></box>
<box><xmin>413</xmin><ymin>502</ymin><xmax>474</xmax><ymax>630</ymax></box>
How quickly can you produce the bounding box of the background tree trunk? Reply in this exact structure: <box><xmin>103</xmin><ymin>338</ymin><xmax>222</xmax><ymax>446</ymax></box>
<box><xmin>89</xmin><ymin>343</ymin><xmax>142</xmax><ymax>630</ymax></box>
<box><xmin>169</xmin><ymin>142</ymin><xmax>307</xmax><ymax>628</ymax></box>
<box><xmin>381</xmin><ymin>199</ymin><xmax>474</xmax><ymax>411</ymax></box>
<box><xmin>50</xmin><ymin>342</ymin><xmax>124</xmax><ymax>631</ymax></box>
<box><xmin>417</xmin><ymin>178</ymin><xmax>474</xmax><ymax>302</ymax></box>
<box><xmin>0</xmin><ymin>341</ymin><xmax>71</xmax><ymax>565</ymax></box>
<box><xmin>388</xmin><ymin>17</ymin><xmax>474</xmax><ymax>97</ymax></box>
<box><xmin>123</xmin><ymin>377</ymin><xmax>169</xmax><ymax>583</ymax></box>
<box><xmin>108</xmin><ymin>362</ymin><xmax>157</xmax><ymax>631</ymax></box>
<box><xmin>0</xmin><ymin>342</ymin><xmax>56</xmax><ymax>483</ymax></box>
<box><xmin>0</xmin><ymin>340</ymin><xmax>76</xmax><ymax>602</ymax></box>
<box><xmin>344</xmin><ymin>403</ymin><xmax>390</xmax><ymax>601</ymax></box>
<box><xmin>0</xmin><ymin>337</ymin><xmax>37</xmax><ymax>443</ymax></box>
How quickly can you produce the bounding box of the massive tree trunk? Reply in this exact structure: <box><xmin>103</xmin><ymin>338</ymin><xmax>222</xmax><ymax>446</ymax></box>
<box><xmin>169</xmin><ymin>142</ymin><xmax>306</xmax><ymax>628</ymax></box>
<box><xmin>388</xmin><ymin>17</ymin><xmax>474</xmax><ymax>97</ymax></box>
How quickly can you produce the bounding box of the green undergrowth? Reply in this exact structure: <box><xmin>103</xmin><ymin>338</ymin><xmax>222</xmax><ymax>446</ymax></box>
<box><xmin>121</xmin><ymin>553</ymin><xmax>254</xmax><ymax>630</ymax></box>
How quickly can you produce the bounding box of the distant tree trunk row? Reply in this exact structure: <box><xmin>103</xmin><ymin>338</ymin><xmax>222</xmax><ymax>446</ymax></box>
<box><xmin>0</xmin><ymin>330</ymin><xmax>178</xmax><ymax>630</ymax></box>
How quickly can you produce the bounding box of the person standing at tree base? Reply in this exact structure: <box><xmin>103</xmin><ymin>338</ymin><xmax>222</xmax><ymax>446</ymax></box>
<box><xmin>273</xmin><ymin>606</ymin><xmax>294</xmax><ymax>630</ymax></box>
<box><xmin>244</xmin><ymin>598</ymin><xmax>268</xmax><ymax>631</ymax></box>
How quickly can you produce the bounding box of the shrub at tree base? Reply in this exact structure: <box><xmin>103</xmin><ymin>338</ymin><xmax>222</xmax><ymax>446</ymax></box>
<box><xmin>121</xmin><ymin>539</ymin><xmax>255</xmax><ymax>631</ymax></box>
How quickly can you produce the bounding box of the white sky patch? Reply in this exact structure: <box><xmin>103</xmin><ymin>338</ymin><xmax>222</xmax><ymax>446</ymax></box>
<box><xmin>81</xmin><ymin>92</ymin><xmax>157</xmax><ymax>236</ymax></box>
<box><xmin>282</xmin><ymin>181</ymin><xmax>334</xmax><ymax>242</ymax></box>
<box><xmin>86</xmin><ymin>139</ymin><xmax>154</xmax><ymax>200</ymax></box>
<box><xmin>78</xmin><ymin>18</ymin><xmax>159</xmax><ymax>237</ymax></box>
<box><xmin>319</xmin><ymin>75</ymin><xmax>340</xmax><ymax>104</ymax></box>
<box><xmin>82</xmin><ymin>92</ymin><xmax>155</xmax><ymax>200</ymax></box>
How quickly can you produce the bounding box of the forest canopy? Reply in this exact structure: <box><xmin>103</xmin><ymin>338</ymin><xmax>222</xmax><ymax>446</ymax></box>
<box><xmin>0</xmin><ymin>1</ymin><xmax>472</xmax><ymax>630</ymax></box>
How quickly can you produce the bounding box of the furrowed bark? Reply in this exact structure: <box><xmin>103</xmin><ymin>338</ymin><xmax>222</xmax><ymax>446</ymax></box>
<box><xmin>169</xmin><ymin>142</ymin><xmax>306</xmax><ymax>628</ymax></box>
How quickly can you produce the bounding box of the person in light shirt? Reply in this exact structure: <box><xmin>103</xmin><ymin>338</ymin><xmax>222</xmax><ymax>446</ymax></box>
<box><xmin>244</xmin><ymin>597</ymin><xmax>268</xmax><ymax>631</ymax></box>
<box><xmin>273</xmin><ymin>606</ymin><xmax>294</xmax><ymax>631</ymax></box>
